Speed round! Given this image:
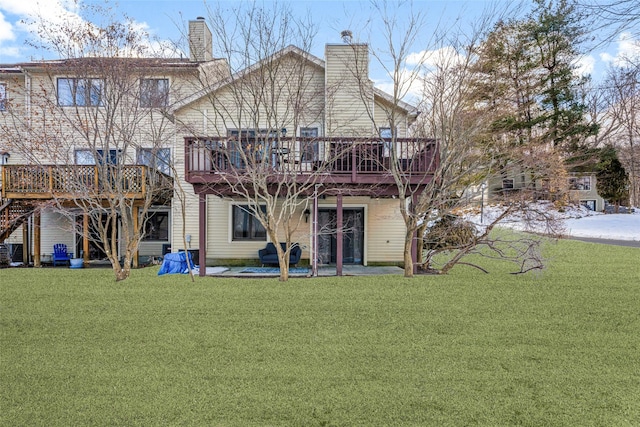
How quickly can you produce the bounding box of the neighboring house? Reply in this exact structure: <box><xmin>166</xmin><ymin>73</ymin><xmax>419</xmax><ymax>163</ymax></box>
<box><xmin>1</xmin><ymin>19</ymin><xmax>437</xmax><ymax>274</ymax></box>
<box><xmin>567</xmin><ymin>173</ymin><xmax>604</xmax><ymax>212</ymax></box>
<box><xmin>484</xmin><ymin>169</ymin><xmax>605</xmax><ymax>212</ymax></box>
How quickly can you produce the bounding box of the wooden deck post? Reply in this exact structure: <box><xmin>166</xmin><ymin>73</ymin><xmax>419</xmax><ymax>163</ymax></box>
<box><xmin>22</xmin><ymin>219</ymin><xmax>29</xmax><ymax>265</ymax></box>
<box><xmin>83</xmin><ymin>213</ymin><xmax>90</xmax><ymax>263</ymax></box>
<box><xmin>198</xmin><ymin>193</ymin><xmax>207</xmax><ymax>277</ymax></box>
<box><xmin>133</xmin><ymin>205</ymin><xmax>139</xmax><ymax>269</ymax></box>
<box><xmin>336</xmin><ymin>193</ymin><xmax>343</xmax><ymax>277</ymax></box>
<box><xmin>33</xmin><ymin>212</ymin><xmax>41</xmax><ymax>268</ymax></box>
<box><xmin>412</xmin><ymin>193</ymin><xmax>418</xmax><ymax>275</ymax></box>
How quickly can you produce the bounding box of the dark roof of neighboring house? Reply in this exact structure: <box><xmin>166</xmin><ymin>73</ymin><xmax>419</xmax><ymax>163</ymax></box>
<box><xmin>1</xmin><ymin>56</ymin><xmax>225</xmax><ymax>73</ymax></box>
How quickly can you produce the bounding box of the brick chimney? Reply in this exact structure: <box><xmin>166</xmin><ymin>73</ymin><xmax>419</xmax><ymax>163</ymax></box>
<box><xmin>188</xmin><ymin>17</ymin><xmax>213</xmax><ymax>62</ymax></box>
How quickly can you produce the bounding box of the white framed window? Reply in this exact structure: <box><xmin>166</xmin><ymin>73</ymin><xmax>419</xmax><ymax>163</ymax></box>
<box><xmin>569</xmin><ymin>176</ymin><xmax>591</xmax><ymax>191</ymax></box>
<box><xmin>137</xmin><ymin>148</ymin><xmax>171</xmax><ymax>175</ymax></box>
<box><xmin>232</xmin><ymin>205</ymin><xmax>267</xmax><ymax>241</ymax></box>
<box><xmin>140</xmin><ymin>78</ymin><xmax>169</xmax><ymax>107</ymax></box>
<box><xmin>0</xmin><ymin>83</ymin><xmax>6</xmax><ymax>111</ymax></box>
<box><xmin>57</xmin><ymin>78</ymin><xmax>104</xmax><ymax>107</ymax></box>
<box><xmin>379</xmin><ymin>127</ymin><xmax>394</xmax><ymax>138</ymax></box>
<box><xmin>300</xmin><ymin>127</ymin><xmax>319</xmax><ymax>162</ymax></box>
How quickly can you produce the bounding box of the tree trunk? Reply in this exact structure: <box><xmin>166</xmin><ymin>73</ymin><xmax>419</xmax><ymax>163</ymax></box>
<box><xmin>403</xmin><ymin>228</ymin><xmax>414</xmax><ymax>278</ymax></box>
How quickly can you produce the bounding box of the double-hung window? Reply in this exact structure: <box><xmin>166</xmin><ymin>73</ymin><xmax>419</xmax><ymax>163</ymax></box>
<box><xmin>0</xmin><ymin>83</ymin><xmax>6</xmax><ymax>111</ymax></box>
<box><xmin>232</xmin><ymin>205</ymin><xmax>266</xmax><ymax>241</ymax></box>
<box><xmin>140</xmin><ymin>78</ymin><xmax>169</xmax><ymax>107</ymax></box>
<box><xmin>137</xmin><ymin>148</ymin><xmax>171</xmax><ymax>175</ymax></box>
<box><xmin>57</xmin><ymin>78</ymin><xmax>103</xmax><ymax>107</ymax></box>
<box><xmin>300</xmin><ymin>127</ymin><xmax>319</xmax><ymax>162</ymax></box>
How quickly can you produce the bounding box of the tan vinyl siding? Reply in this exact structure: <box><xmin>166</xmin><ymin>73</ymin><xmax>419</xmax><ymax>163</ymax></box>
<box><xmin>364</xmin><ymin>198</ymin><xmax>404</xmax><ymax>263</ymax></box>
<box><xmin>374</xmin><ymin>99</ymin><xmax>408</xmax><ymax>137</ymax></box>
<box><xmin>325</xmin><ymin>44</ymin><xmax>374</xmax><ymax>137</ymax></box>
<box><xmin>38</xmin><ymin>210</ymin><xmax>75</xmax><ymax>257</ymax></box>
<box><xmin>204</xmin><ymin>198</ymin><xmax>311</xmax><ymax>261</ymax></box>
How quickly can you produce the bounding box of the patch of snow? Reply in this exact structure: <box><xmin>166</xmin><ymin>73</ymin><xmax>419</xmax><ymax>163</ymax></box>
<box><xmin>461</xmin><ymin>202</ymin><xmax>639</xmax><ymax>242</ymax></box>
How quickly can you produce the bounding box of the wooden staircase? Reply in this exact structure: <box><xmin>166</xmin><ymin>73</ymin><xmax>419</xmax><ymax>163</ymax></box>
<box><xmin>0</xmin><ymin>199</ymin><xmax>41</xmax><ymax>242</ymax></box>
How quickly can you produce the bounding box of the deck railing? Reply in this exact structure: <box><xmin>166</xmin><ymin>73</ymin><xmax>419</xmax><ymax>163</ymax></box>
<box><xmin>1</xmin><ymin>165</ymin><xmax>173</xmax><ymax>200</ymax></box>
<box><xmin>185</xmin><ymin>136</ymin><xmax>438</xmax><ymax>181</ymax></box>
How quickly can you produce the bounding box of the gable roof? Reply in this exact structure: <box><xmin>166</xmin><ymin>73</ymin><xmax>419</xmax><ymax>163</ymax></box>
<box><xmin>171</xmin><ymin>45</ymin><xmax>323</xmax><ymax>113</ymax></box>
<box><xmin>171</xmin><ymin>44</ymin><xmax>418</xmax><ymax>117</ymax></box>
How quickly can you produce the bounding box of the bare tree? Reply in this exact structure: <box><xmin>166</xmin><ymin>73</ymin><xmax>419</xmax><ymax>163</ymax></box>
<box><xmin>1</xmin><ymin>5</ymin><xmax>180</xmax><ymax>281</ymax></box>
<box><xmin>358</xmin><ymin>2</ymin><xmax>568</xmax><ymax>276</ymax></box>
<box><xmin>175</xmin><ymin>2</ymin><xmax>344</xmax><ymax>281</ymax></box>
<box><xmin>603</xmin><ymin>65</ymin><xmax>640</xmax><ymax>207</ymax></box>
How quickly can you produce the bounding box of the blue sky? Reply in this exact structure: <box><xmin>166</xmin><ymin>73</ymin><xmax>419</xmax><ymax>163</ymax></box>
<box><xmin>1</xmin><ymin>0</ymin><xmax>638</xmax><ymax>88</ymax></box>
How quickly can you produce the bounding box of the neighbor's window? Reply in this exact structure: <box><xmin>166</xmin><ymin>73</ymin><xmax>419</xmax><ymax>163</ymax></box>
<box><xmin>140</xmin><ymin>78</ymin><xmax>169</xmax><ymax>107</ymax></box>
<box><xmin>300</xmin><ymin>127</ymin><xmax>319</xmax><ymax>162</ymax></box>
<box><xmin>75</xmin><ymin>149</ymin><xmax>121</xmax><ymax>165</ymax></box>
<box><xmin>581</xmin><ymin>200</ymin><xmax>596</xmax><ymax>211</ymax></box>
<box><xmin>232</xmin><ymin>205</ymin><xmax>266</xmax><ymax>241</ymax></box>
<box><xmin>142</xmin><ymin>211</ymin><xmax>169</xmax><ymax>241</ymax></box>
<box><xmin>57</xmin><ymin>78</ymin><xmax>103</xmax><ymax>107</ymax></box>
<box><xmin>569</xmin><ymin>176</ymin><xmax>591</xmax><ymax>191</ymax></box>
<box><xmin>138</xmin><ymin>148</ymin><xmax>171</xmax><ymax>175</ymax></box>
<box><xmin>502</xmin><ymin>179</ymin><xmax>514</xmax><ymax>189</ymax></box>
<box><xmin>0</xmin><ymin>83</ymin><xmax>6</xmax><ymax>111</ymax></box>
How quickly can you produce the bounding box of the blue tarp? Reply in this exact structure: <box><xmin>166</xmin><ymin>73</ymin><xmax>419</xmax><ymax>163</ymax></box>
<box><xmin>158</xmin><ymin>252</ymin><xmax>195</xmax><ymax>275</ymax></box>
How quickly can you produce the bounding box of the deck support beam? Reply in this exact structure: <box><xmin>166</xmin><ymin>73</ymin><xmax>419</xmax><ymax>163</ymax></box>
<box><xmin>33</xmin><ymin>212</ymin><xmax>41</xmax><ymax>268</ymax></box>
<box><xmin>336</xmin><ymin>193</ymin><xmax>343</xmax><ymax>277</ymax></box>
<box><xmin>198</xmin><ymin>193</ymin><xmax>207</xmax><ymax>277</ymax></box>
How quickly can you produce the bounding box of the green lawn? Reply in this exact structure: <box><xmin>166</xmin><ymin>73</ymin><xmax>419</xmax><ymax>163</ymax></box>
<box><xmin>1</xmin><ymin>240</ymin><xmax>639</xmax><ymax>426</ymax></box>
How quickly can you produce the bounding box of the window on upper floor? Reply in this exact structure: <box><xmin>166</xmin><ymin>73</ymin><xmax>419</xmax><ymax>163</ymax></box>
<box><xmin>0</xmin><ymin>83</ymin><xmax>6</xmax><ymax>111</ymax></box>
<box><xmin>502</xmin><ymin>179</ymin><xmax>514</xmax><ymax>189</ymax></box>
<box><xmin>232</xmin><ymin>205</ymin><xmax>267</xmax><ymax>241</ymax></box>
<box><xmin>379</xmin><ymin>127</ymin><xmax>394</xmax><ymax>138</ymax></box>
<box><xmin>140</xmin><ymin>78</ymin><xmax>169</xmax><ymax>107</ymax></box>
<box><xmin>57</xmin><ymin>78</ymin><xmax>104</xmax><ymax>107</ymax></box>
<box><xmin>569</xmin><ymin>176</ymin><xmax>591</xmax><ymax>191</ymax></box>
<box><xmin>300</xmin><ymin>127</ymin><xmax>319</xmax><ymax>162</ymax></box>
<box><xmin>137</xmin><ymin>148</ymin><xmax>171</xmax><ymax>175</ymax></box>
<box><xmin>75</xmin><ymin>149</ymin><xmax>121</xmax><ymax>165</ymax></box>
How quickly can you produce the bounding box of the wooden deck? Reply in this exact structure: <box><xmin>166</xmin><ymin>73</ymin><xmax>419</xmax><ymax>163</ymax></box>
<box><xmin>185</xmin><ymin>136</ymin><xmax>438</xmax><ymax>195</ymax></box>
<box><xmin>1</xmin><ymin>165</ymin><xmax>173</xmax><ymax>202</ymax></box>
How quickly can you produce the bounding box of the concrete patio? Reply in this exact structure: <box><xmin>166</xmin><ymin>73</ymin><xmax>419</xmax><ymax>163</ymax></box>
<box><xmin>197</xmin><ymin>265</ymin><xmax>405</xmax><ymax>277</ymax></box>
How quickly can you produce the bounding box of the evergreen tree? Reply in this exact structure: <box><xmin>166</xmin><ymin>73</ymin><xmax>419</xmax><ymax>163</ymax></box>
<box><xmin>596</xmin><ymin>147</ymin><xmax>630</xmax><ymax>211</ymax></box>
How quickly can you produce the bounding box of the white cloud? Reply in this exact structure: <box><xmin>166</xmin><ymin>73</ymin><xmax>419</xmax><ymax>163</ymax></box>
<box><xmin>600</xmin><ymin>32</ymin><xmax>640</xmax><ymax>67</ymax></box>
<box><xmin>406</xmin><ymin>46</ymin><xmax>465</xmax><ymax>69</ymax></box>
<box><xmin>573</xmin><ymin>54</ymin><xmax>595</xmax><ymax>77</ymax></box>
<box><xmin>0</xmin><ymin>11</ymin><xmax>15</xmax><ymax>42</ymax></box>
<box><xmin>0</xmin><ymin>0</ymin><xmax>177</xmax><ymax>60</ymax></box>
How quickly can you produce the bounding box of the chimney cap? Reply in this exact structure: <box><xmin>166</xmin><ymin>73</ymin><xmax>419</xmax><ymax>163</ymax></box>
<box><xmin>196</xmin><ymin>16</ymin><xmax>205</xmax><ymax>20</ymax></box>
<box><xmin>341</xmin><ymin>30</ymin><xmax>353</xmax><ymax>44</ymax></box>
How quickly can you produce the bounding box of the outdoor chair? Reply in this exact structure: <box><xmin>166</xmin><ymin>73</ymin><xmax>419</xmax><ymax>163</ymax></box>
<box><xmin>52</xmin><ymin>243</ymin><xmax>73</xmax><ymax>266</ymax></box>
<box><xmin>258</xmin><ymin>242</ymin><xmax>302</xmax><ymax>266</ymax></box>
